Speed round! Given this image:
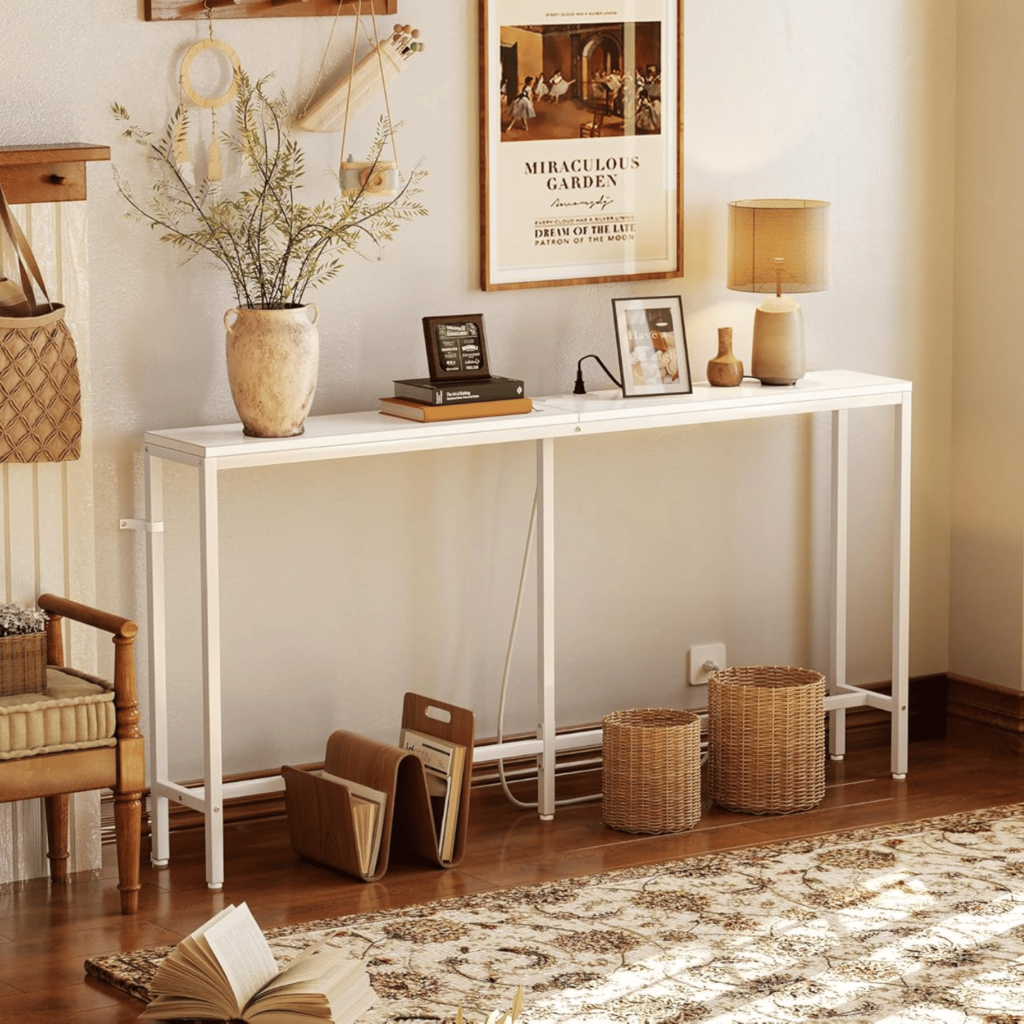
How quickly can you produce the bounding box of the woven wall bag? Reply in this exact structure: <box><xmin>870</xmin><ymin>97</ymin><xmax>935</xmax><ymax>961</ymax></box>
<box><xmin>0</xmin><ymin>184</ymin><xmax>82</xmax><ymax>463</ymax></box>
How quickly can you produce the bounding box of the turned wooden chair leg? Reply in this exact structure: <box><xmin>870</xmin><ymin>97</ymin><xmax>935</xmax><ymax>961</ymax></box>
<box><xmin>44</xmin><ymin>794</ymin><xmax>70</xmax><ymax>885</ymax></box>
<box><xmin>113</xmin><ymin>790</ymin><xmax>143</xmax><ymax>915</ymax></box>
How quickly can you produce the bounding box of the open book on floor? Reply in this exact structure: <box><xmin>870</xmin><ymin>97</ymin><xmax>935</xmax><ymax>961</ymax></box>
<box><xmin>139</xmin><ymin>902</ymin><xmax>375</xmax><ymax>1023</ymax></box>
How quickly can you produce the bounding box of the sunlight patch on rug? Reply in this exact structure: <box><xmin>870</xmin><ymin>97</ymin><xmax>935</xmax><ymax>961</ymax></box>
<box><xmin>85</xmin><ymin>804</ymin><xmax>1024</xmax><ymax>1023</ymax></box>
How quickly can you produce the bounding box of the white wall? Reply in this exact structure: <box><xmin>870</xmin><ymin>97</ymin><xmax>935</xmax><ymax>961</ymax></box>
<box><xmin>950</xmin><ymin>0</ymin><xmax>1024</xmax><ymax>689</ymax></box>
<box><xmin>0</xmin><ymin>0</ymin><xmax>956</xmax><ymax>781</ymax></box>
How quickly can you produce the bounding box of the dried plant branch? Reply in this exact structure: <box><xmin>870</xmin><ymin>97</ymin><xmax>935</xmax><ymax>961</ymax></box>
<box><xmin>112</xmin><ymin>71</ymin><xmax>427</xmax><ymax>310</ymax></box>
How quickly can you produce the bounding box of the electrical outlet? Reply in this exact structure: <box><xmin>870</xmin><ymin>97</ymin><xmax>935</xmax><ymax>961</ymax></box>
<box><xmin>688</xmin><ymin>643</ymin><xmax>726</xmax><ymax>686</ymax></box>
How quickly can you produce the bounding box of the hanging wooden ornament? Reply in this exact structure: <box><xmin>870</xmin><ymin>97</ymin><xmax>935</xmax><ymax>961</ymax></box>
<box><xmin>297</xmin><ymin>22</ymin><xmax>424</xmax><ymax>134</ymax></box>
<box><xmin>298</xmin><ymin>4</ymin><xmax>421</xmax><ymax>200</ymax></box>
<box><xmin>178</xmin><ymin>35</ymin><xmax>242</xmax><ymax>190</ymax></box>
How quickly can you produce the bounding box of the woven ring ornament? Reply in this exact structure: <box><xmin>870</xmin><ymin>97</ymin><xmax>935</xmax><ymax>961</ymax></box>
<box><xmin>179</xmin><ymin>38</ymin><xmax>241</xmax><ymax>110</ymax></box>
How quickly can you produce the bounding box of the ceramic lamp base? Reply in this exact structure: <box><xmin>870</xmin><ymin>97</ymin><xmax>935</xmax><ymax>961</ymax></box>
<box><xmin>751</xmin><ymin>298</ymin><xmax>804</xmax><ymax>385</ymax></box>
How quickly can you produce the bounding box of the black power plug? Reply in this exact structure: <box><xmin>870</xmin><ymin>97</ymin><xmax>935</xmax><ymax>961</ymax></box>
<box><xmin>574</xmin><ymin>354</ymin><xmax>622</xmax><ymax>394</ymax></box>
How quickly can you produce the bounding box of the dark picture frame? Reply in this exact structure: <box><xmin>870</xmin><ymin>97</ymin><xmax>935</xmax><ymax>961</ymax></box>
<box><xmin>422</xmin><ymin>315</ymin><xmax>491</xmax><ymax>381</ymax></box>
<box><xmin>480</xmin><ymin>0</ymin><xmax>684</xmax><ymax>290</ymax></box>
<box><xmin>612</xmin><ymin>295</ymin><xmax>691</xmax><ymax>397</ymax></box>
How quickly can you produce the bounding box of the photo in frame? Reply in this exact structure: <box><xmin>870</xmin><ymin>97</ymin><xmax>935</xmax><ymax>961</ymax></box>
<box><xmin>612</xmin><ymin>295</ymin><xmax>691</xmax><ymax>397</ymax></box>
<box><xmin>422</xmin><ymin>315</ymin><xmax>491</xmax><ymax>381</ymax></box>
<box><xmin>480</xmin><ymin>0</ymin><xmax>684</xmax><ymax>291</ymax></box>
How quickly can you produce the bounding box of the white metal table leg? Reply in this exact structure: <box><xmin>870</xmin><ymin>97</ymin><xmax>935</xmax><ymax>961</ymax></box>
<box><xmin>536</xmin><ymin>437</ymin><xmax>556</xmax><ymax>820</ymax></box>
<box><xmin>199</xmin><ymin>458</ymin><xmax>225</xmax><ymax>888</ymax></box>
<box><xmin>891</xmin><ymin>394</ymin><xmax>912</xmax><ymax>779</ymax></box>
<box><xmin>145</xmin><ymin>450</ymin><xmax>170</xmax><ymax>867</ymax></box>
<box><xmin>829</xmin><ymin>409</ymin><xmax>849</xmax><ymax>762</ymax></box>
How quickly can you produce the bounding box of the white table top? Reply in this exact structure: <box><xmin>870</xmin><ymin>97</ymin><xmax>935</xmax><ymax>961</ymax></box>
<box><xmin>143</xmin><ymin>369</ymin><xmax>911</xmax><ymax>466</ymax></box>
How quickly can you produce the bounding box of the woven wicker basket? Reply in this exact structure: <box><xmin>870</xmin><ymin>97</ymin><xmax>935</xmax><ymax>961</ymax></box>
<box><xmin>707</xmin><ymin>665</ymin><xmax>826</xmax><ymax>815</ymax></box>
<box><xmin>602</xmin><ymin>708</ymin><xmax>702</xmax><ymax>834</ymax></box>
<box><xmin>0</xmin><ymin>631</ymin><xmax>47</xmax><ymax>696</ymax></box>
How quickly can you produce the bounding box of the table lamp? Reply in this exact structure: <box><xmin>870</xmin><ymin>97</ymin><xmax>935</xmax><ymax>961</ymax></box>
<box><xmin>726</xmin><ymin>199</ymin><xmax>830</xmax><ymax>385</ymax></box>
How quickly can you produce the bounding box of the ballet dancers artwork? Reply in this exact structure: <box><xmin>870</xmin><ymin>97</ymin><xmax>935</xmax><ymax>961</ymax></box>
<box><xmin>481</xmin><ymin>0</ymin><xmax>683</xmax><ymax>290</ymax></box>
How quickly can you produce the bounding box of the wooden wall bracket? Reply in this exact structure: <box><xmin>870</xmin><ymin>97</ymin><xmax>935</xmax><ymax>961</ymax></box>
<box><xmin>0</xmin><ymin>144</ymin><xmax>111</xmax><ymax>205</ymax></box>
<box><xmin>145</xmin><ymin>0</ymin><xmax>396</xmax><ymax>21</ymax></box>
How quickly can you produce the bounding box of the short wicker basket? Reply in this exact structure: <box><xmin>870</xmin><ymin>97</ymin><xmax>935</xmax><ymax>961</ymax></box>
<box><xmin>707</xmin><ymin>665</ymin><xmax>826</xmax><ymax>815</ymax></box>
<box><xmin>602</xmin><ymin>707</ymin><xmax>702</xmax><ymax>834</ymax></box>
<box><xmin>0</xmin><ymin>631</ymin><xmax>47</xmax><ymax>697</ymax></box>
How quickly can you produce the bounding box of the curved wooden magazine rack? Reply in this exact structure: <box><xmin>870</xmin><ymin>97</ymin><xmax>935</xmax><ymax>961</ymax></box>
<box><xmin>282</xmin><ymin>693</ymin><xmax>475</xmax><ymax>881</ymax></box>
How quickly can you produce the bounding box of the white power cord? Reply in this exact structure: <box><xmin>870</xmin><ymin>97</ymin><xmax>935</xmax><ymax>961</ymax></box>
<box><xmin>495</xmin><ymin>488</ymin><xmax>602</xmax><ymax>809</ymax></box>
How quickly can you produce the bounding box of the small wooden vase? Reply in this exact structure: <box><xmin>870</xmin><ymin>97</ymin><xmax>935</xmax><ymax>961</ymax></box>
<box><xmin>707</xmin><ymin>327</ymin><xmax>744</xmax><ymax>387</ymax></box>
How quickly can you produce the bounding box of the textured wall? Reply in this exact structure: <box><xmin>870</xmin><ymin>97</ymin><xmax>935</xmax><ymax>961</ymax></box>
<box><xmin>950</xmin><ymin>0</ymin><xmax>1024</xmax><ymax>689</ymax></box>
<box><xmin>0</xmin><ymin>0</ymin><xmax>956</xmax><ymax>781</ymax></box>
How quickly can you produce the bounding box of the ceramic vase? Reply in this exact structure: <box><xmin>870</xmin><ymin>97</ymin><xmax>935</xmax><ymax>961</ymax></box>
<box><xmin>224</xmin><ymin>304</ymin><xmax>320</xmax><ymax>437</ymax></box>
<box><xmin>707</xmin><ymin>326</ymin><xmax>744</xmax><ymax>387</ymax></box>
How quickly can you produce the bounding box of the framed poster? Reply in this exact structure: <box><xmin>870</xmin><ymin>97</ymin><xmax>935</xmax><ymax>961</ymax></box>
<box><xmin>612</xmin><ymin>295</ymin><xmax>691</xmax><ymax>397</ymax></box>
<box><xmin>480</xmin><ymin>0</ymin><xmax>684</xmax><ymax>290</ymax></box>
<box><xmin>422</xmin><ymin>315</ymin><xmax>491</xmax><ymax>381</ymax></box>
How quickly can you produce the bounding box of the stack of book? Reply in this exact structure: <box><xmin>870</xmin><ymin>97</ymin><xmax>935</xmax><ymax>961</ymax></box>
<box><xmin>380</xmin><ymin>375</ymin><xmax>531</xmax><ymax>421</ymax></box>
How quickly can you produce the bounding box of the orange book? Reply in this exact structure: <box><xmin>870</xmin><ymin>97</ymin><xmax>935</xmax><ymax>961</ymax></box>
<box><xmin>379</xmin><ymin>396</ymin><xmax>533</xmax><ymax>421</ymax></box>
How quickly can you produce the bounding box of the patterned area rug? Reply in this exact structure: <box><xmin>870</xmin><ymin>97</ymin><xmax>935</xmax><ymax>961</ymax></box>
<box><xmin>86</xmin><ymin>804</ymin><xmax>1024</xmax><ymax>1023</ymax></box>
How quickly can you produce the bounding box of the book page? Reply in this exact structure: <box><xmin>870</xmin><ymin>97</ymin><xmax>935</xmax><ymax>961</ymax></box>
<box><xmin>399</xmin><ymin>729</ymin><xmax>457</xmax><ymax>776</ymax></box>
<box><xmin>350</xmin><ymin>798</ymin><xmax>375</xmax><ymax>874</ymax></box>
<box><xmin>202</xmin><ymin>902</ymin><xmax>279</xmax><ymax>1009</ymax></box>
<box><xmin>399</xmin><ymin>729</ymin><xmax>466</xmax><ymax>860</ymax></box>
<box><xmin>142</xmin><ymin>904</ymin><xmax>245</xmax><ymax>1019</ymax></box>
<box><xmin>318</xmin><ymin>770</ymin><xmax>387</xmax><ymax>874</ymax></box>
<box><xmin>248</xmin><ymin>942</ymin><xmax>368</xmax><ymax>1019</ymax></box>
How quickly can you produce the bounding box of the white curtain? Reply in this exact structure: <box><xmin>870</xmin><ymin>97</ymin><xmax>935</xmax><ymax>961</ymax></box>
<box><xmin>0</xmin><ymin>201</ymin><xmax>98</xmax><ymax>883</ymax></box>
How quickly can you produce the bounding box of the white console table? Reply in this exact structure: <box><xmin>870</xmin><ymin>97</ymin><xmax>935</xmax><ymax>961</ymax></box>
<box><xmin>142</xmin><ymin>368</ymin><xmax>911</xmax><ymax>889</ymax></box>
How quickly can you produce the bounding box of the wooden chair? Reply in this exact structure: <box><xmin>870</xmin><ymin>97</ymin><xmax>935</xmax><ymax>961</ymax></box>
<box><xmin>580</xmin><ymin>109</ymin><xmax>605</xmax><ymax>138</ymax></box>
<box><xmin>0</xmin><ymin>594</ymin><xmax>144</xmax><ymax>914</ymax></box>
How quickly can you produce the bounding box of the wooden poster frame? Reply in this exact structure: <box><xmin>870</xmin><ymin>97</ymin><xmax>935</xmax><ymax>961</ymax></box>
<box><xmin>144</xmin><ymin>0</ymin><xmax>396</xmax><ymax>21</ymax></box>
<box><xmin>480</xmin><ymin>0</ymin><xmax>684</xmax><ymax>291</ymax></box>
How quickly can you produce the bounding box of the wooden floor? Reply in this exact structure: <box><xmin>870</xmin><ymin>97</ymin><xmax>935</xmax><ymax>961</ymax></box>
<box><xmin>1</xmin><ymin>732</ymin><xmax>1022</xmax><ymax>1022</ymax></box>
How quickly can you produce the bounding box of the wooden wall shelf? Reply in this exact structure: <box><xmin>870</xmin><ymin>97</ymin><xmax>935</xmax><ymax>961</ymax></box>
<box><xmin>0</xmin><ymin>144</ymin><xmax>111</xmax><ymax>205</ymax></box>
<box><xmin>145</xmin><ymin>0</ymin><xmax>396</xmax><ymax>21</ymax></box>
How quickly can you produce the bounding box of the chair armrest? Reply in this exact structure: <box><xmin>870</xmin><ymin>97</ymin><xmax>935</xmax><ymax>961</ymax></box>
<box><xmin>38</xmin><ymin>594</ymin><xmax>141</xmax><ymax>745</ymax></box>
<box><xmin>38</xmin><ymin>593</ymin><xmax>138</xmax><ymax>640</ymax></box>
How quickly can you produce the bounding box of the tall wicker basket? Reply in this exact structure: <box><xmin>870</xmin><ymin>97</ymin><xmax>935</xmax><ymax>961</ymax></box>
<box><xmin>602</xmin><ymin>708</ymin><xmax>702</xmax><ymax>834</ymax></box>
<box><xmin>707</xmin><ymin>666</ymin><xmax>826</xmax><ymax>815</ymax></box>
<box><xmin>0</xmin><ymin>631</ymin><xmax>47</xmax><ymax>696</ymax></box>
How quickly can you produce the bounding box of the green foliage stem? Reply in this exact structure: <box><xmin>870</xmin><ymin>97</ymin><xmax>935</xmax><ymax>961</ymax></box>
<box><xmin>112</xmin><ymin>71</ymin><xmax>427</xmax><ymax>310</ymax></box>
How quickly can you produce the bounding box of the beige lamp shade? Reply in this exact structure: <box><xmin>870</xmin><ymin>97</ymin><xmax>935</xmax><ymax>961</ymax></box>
<box><xmin>726</xmin><ymin>199</ymin><xmax>830</xmax><ymax>386</ymax></box>
<box><xmin>727</xmin><ymin>199</ymin><xmax>830</xmax><ymax>295</ymax></box>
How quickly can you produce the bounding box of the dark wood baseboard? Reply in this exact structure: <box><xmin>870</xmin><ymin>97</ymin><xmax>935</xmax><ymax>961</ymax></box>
<box><xmin>947</xmin><ymin>673</ymin><xmax>1024</xmax><ymax>756</ymax></box>
<box><xmin>842</xmin><ymin>674</ymin><xmax>948</xmax><ymax>749</ymax></box>
<box><xmin>127</xmin><ymin>733</ymin><xmax>606</xmax><ymax>839</ymax></box>
<box><xmin>114</xmin><ymin>683</ymin><xmax>948</xmax><ymax>840</ymax></box>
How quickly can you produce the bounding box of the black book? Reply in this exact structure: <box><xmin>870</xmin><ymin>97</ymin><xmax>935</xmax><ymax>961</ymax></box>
<box><xmin>393</xmin><ymin>375</ymin><xmax>525</xmax><ymax>405</ymax></box>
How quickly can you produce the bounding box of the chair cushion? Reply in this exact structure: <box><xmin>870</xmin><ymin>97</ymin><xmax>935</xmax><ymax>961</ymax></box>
<box><xmin>0</xmin><ymin>666</ymin><xmax>116</xmax><ymax>760</ymax></box>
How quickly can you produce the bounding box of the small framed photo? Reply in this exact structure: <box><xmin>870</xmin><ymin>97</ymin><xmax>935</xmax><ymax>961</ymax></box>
<box><xmin>612</xmin><ymin>295</ymin><xmax>692</xmax><ymax>397</ymax></box>
<box><xmin>423</xmin><ymin>314</ymin><xmax>491</xmax><ymax>382</ymax></box>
